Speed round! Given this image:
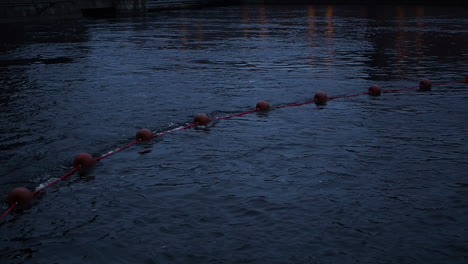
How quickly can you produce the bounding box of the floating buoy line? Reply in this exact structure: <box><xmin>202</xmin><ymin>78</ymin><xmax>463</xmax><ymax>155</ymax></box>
<box><xmin>1</xmin><ymin>75</ymin><xmax>467</xmax><ymax>221</ymax></box>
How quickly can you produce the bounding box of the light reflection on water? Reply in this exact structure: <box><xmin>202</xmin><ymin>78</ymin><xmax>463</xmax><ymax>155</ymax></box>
<box><xmin>0</xmin><ymin>4</ymin><xmax>467</xmax><ymax>264</ymax></box>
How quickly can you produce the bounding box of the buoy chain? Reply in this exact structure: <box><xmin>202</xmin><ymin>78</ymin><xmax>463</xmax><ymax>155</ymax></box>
<box><xmin>0</xmin><ymin>202</ymin><xmax>17</xmax><ymax>219</ymax></box>
<box><xmin>1</xmin><ymin>76</ymin><xmax>466</xmax><ymax>221</ymax></box>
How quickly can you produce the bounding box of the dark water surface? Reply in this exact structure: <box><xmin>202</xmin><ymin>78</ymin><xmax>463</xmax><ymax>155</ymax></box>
<box><xmin>1</xmin><ymin>5</ymin><xmax>468</xmax><ymax>264</ymax></box>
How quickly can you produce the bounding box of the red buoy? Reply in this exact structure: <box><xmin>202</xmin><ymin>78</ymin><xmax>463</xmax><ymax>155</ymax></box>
<box><xmin>136</xmin><ymin>129</ymin><xmax>153</xmax><ymax>141</ymax></box>
<box><xmin>419</xmin><ymin>79</ymin><xmax>432</xmax><ymax>91</ymax></box>
<box><xmin>465</xmin><ymin>74</ymin><xmax>468</xmax><ymax>83</ymax></box>
<box><xmin>7</xmin><ymin>187</ymin><xmax>33</xmax><ymax>207</ymax></box>
<box><xmin>73</xmin><ymin>153</ymin><xmax>96</xmax><ymax>169</ymax></box>
<box><xmin>368</xmin><ymin>85</ymin><xmax>382</xmax><ymax>96</ymax></box>
<box><xmin>193</xmin><ymin>113</ymin><xmax>210</xmax><ymax>126</ymax></box>
<box><xmin>314</xmin><ymin>92</ymin><xmax>328</xmax><ymax>106</ymax></box>
<box><xmin>256</xmin><ymin>100</ymin><xmax>270</xmax><ymax>111</ymax></box>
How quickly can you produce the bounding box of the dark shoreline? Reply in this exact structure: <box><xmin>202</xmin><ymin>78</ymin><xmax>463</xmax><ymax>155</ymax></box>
<box><xmin>0</xmin><ymin>0</ymin><xmax>466</xmax><ymax>22</ymax></box>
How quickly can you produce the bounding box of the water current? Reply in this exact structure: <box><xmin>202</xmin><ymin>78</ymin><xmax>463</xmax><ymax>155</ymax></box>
<box><xmin>0</xmin><ymin>4</ymin><xmax>467</xmax><ymax>264</ymax></box>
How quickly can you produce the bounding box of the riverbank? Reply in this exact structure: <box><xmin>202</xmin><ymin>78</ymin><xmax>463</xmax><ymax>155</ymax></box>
<box><xmin>1</xmin><ymin>0</ymin><xmax>466</xmax><ymax>22</ymax></box>
<box><xmin>0</xmin><ymin>0</ymin><xmax>240</xmax><ymax>22</ymax></box>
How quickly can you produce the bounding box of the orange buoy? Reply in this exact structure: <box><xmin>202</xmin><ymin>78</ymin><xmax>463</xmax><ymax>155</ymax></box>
<box><xmin>193</xmin><ymin>113</ymin><xmax>210</xmax><ymax>125</ymax></box>
<box><xmin>419</xmin><ymin>79</ymin><xmax>432</xmax><ymax>91</ymax></box>
<box><xmin>7</xmin><ymin>187</ymin><xmax>33</xmax><ymax>207</ymax></box>
<box><xmin>314</xmin><ymin>92</ymin><xmax>328</xmax><ymax>106</ymax></box>
<box><xmin>256</xmin><ymin>100</ymin><xmax>270</xmax><ymax>111</ymax></box>
<box><xmin>136</xmin><ymin>129</ymin><xmax>153</xmax><ymax>141</ymax></box>
<box><xmin>368</xmin><ymin>85</ymin><xmax>382</xmax><ymax>96</ymax></box>
<box><xmin>73</xmin><ymin>153</ymin><xmax>96</xmax><ymax>169</ymax></box>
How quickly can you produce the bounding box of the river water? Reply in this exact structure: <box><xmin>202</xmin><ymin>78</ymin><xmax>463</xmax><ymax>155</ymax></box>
<box><xmin>1</xmin><ymin>4</ymin><xmax>467</xmax><ymax>264</ymax></box>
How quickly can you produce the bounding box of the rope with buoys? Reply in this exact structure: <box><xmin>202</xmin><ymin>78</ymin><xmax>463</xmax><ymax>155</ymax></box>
<box><xmin>1</xmin><ymin>75</ymin><xmax>467</xmax><ymax>221</ymax></box>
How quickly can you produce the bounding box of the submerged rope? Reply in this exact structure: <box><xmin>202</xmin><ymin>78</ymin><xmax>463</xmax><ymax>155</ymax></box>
<box><xmin>1</xmin><ymin>77</ymin><xmax>466</xmax><ymax>220</ymax></box>
<box><xmin>0</xmin><ymin>202</ymin><xmax>17</xmax><ymax>219</ymax></box>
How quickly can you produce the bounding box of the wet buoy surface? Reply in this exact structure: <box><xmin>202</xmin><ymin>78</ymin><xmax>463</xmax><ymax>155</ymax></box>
<box><xmin>73</xmin><ymin>153</ymin><xmax>96</xmax><ymax>168</ymax></box>
<box><xmin>256</xmin><ymin>101</ymin><xmax>270</xmax><ymax>111</ymax></box>
<box><xmin>194</xmin><ymin>113</ymin><xmax>210</xmax><ymax>125</ymax></box>
<box><xmin>314</xmin><ymin>92</ymin><xmax>328</xmax><ymax>105</ymax></box>
<box><xmin>368</xmin><ymin>85</ymin><xmax>382</xmax><ymax>96</ymax></box>
<box><xmin>419</xmin><ymin>79</ymin><xmax>432</xmax><ymax>91</ymax></box>
<box><xmin>136</xmin><ymin>129</ymin><xmax>154</xmax><ymax>141</ymax></box>
<box><xmin>7</xmin><ymin>187</ymin><xmax>33</xmax><ymax>207</ymax></box>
